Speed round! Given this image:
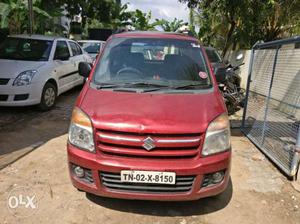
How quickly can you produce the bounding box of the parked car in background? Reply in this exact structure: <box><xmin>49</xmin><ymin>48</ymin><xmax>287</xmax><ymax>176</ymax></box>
<box><xmin>204</xmin><ymin>46</ymin><xmax>226</xmax><ymax>74</ymax></box>
<box><xmin>68</xmin><ymin>31</ymin><xmax>231</xmax><ymax>201</ymax></box>
<box><xmin>78</xmin><ymin>40</ymin><xmax>105</xmax><ymax>62</ymax></box>
<box><xmin>0</xmin><ymin>35</ymin><xmax>92</xmax><ymax>110</ymax></box>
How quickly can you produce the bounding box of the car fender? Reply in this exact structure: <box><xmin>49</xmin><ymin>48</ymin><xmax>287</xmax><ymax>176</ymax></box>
<box><xmin>35</xmin><ymin>62</ymin><xmax>59</xmax><ymax>99</ymax></box>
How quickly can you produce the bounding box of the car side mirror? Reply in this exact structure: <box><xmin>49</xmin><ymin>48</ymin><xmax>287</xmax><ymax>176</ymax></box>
<box><xmin>79</xmin><ymin>62</ymin><xmax>92</xmax><ymax>78</ymax></box>
<box><xmin>215</xmin><ymin>67</ymin><xmax>227</xmax><ymax>83</ymax></box>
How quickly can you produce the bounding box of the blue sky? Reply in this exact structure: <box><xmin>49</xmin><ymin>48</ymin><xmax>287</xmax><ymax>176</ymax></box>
<box><xmin>122</xmin><ymin>0</ymin><xmax>189</xmax><ymax>22</ymax></box>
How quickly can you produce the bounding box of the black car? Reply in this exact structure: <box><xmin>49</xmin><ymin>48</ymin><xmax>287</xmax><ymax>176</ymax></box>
<box><xmin>204</xmin><ymin>46</ymin><xmax>226</xmax><ymax>74</ymax></box>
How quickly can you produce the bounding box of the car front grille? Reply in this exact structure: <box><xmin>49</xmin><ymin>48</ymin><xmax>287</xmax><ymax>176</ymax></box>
<box><xmin>100</xmin><ymin>172</ymin><xmax>195</xmax><ymax>193</ymax></box>
<box><xmin>96</xmin><ymin>129</ymin><xmax>202</xmax><ymax>158</ymax></box>
<box><xmin>0</xmin><ymin>78</ymin><xmax>10</xmax><ymax>85</ymax></box>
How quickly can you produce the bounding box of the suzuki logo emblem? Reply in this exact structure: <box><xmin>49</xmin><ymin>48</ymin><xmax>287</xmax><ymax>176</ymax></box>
<box><xmin>142</xmin><ymin>137</ymin><xmax>156</xmax><ymax>151</ymax></box>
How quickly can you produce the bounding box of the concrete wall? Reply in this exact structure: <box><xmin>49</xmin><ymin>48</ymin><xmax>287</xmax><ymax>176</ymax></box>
<box><xmin>226</xmin><ymin>50</ymin><xmax>252</xmax><ymax>89</ymax></box>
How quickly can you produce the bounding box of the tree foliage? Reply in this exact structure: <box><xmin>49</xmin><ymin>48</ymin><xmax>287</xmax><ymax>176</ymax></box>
<box><xmin>130</xmin><ymin>9</ymin><xmax>155</xmax><ymax>31</ymax></box>
<box><xmin>0</xmin><ymin>0</ymin><xmax>52</xmax><ymax>34</ymax></box>
<box><xmin>180</xmin><ymin>0</ymin><xmax>300</xmax><ymax>55</ymax></box>
<box><xmin>85</xmin><ymin>5</ymin><xmax>156</xmax><ymax>31</ymax></box>
<box><xmin>155</xmin><ymin>18</ymin><xmax>185</xmax><ymax>32</ymax></box>
<box><xmin>62</xmin><ymin>0</ymin><xmax>119</xmax><ymax>27</ymax></box>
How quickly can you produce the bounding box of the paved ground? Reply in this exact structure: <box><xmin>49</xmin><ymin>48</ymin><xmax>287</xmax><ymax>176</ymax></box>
<box><xmin>0</xmin><ymin>86</ymin><xmax>79</xmax><ymax>169</ymax></box>
<box><xmin>0</xmin><ymin>88</ymin><xmax>300</xmax><ymax>224</ymax></box>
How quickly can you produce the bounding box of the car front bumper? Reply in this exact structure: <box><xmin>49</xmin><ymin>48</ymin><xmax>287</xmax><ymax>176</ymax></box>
<box><xmin>0</xmin><ymin>82</ymin><xmax>42</xmax><ymax>106</ymax></box>
<box><xmin>67</xmin><ymin>143</ymin><xmax>231</xmax><ymax>201</ymax></box>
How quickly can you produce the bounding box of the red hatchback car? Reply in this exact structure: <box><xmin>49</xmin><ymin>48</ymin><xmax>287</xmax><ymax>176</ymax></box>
<box><xmin>67</xmin><ymin>31</ymin><xmax>231</xmax><ymax>201</ymax></box>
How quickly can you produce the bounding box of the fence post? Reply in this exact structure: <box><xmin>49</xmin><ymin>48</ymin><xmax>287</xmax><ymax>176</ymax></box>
<box><xmin>241</xmin><ymin>42</ymin><xmax>259</xmax><ymax>130</ymax></box>
<box><xmin>261</xmin><ymin>46</ymin><xmax>280</xmax><ymax>145</ymax></box>
<box><xmin>291</xmin><ymin>127</ymin><xmax>300</xmax><ymax>178</ymax></box>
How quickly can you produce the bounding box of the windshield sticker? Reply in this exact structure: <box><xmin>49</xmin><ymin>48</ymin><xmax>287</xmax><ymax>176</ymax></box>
<box><xmin>153</xmin><ymin>75</ymin><xmax>160</xmax><ymax>80</ymax></box>
<box><xmin>191</xmin><ymin>43</ymin><xmax>201</xmax><ymax>48</ymax></box>
<box><xmin>199</xmin><ymin>71</ymin><xmax>208</xmax><ymax>79</ymax></box>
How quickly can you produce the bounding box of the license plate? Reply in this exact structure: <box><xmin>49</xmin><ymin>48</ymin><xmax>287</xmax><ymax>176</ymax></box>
<box><xmin>121</xmin><ymin>170</ymin><xmax>176</xmax><ymax>185</ymax></box>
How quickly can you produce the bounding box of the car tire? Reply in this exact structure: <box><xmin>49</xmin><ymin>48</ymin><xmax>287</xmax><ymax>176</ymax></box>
<box><xmin>38</xmin><ymin>82</ymin><xmax>57</xmax><ymax>111</ymax></box>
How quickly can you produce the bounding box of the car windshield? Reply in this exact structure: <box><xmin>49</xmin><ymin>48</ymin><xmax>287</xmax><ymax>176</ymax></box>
<box><xmin>79</xmin><ymin>42</ymin><xmax>102</xmax><ymax>54</ymax></box>
<box><xmin>205</xmin><ymin>48</ymin><xmax>222</xmax><ymax>63</ymax></box>
<box><xmin>93</xmin><ymin>37</ymin><xmax>212</xmax><ymax>90</ymax></box>
<box><xmin>0</xmin><ymin>37</ymin><xmax>53</xmax><ymax>61</ymax></box>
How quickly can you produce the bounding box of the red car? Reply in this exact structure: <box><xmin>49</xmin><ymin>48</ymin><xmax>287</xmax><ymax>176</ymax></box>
<box><xmin>67</xmin><ymin>31</ymin><xmax>231</xmax><ymax>201</ymax></box>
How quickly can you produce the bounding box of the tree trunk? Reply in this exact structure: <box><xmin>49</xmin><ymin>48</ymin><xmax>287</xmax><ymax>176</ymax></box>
<box><xmin>222</xmin><ymin>20</ymin><xmax>236</xmax><ymax>58</ymax></box>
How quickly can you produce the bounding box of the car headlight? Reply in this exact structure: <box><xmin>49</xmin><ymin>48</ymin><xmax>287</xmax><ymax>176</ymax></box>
<box><xmin>202</xmin><ymin>113</ymin><xmax>231</xmax><ymax>156</ymax></box>
<box><xmin>68</xmin><ymin>107</ymin><xmax>95</xmax><ymax>153</ymax></box>
<box><xmin>13</xmin><ymin>70</ymin><xmax>37</xmax><ymax>86</ymax></box>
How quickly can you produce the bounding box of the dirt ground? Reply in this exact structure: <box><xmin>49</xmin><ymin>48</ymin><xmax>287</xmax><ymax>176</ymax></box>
<box><xmin>0</xmin><ymin>88</ymin><xmax>300</xmax><ymax>224</ymax></box>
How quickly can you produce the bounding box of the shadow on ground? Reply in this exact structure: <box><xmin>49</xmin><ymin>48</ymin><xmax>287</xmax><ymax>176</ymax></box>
<box><xmin>86</xmin><ymin>179</ymin><xmax>233</xmax><ymax>217</ymax></box>
<box><xmin>0</xmin><ymin>87</ymin><xmax>81</xmax><ymax>168</ymax></box>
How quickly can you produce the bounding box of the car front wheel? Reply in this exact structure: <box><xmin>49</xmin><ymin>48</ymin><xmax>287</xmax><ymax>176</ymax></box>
<box><xmin>38</xmin><ymin>82</ymin><xmax>57</xmax><ymax>111</ymax></box>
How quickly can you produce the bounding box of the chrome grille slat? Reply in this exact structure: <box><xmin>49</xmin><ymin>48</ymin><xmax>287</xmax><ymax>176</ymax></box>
<box><xmin>101</xmin><ymin>177</ymin><xmax>194</xmax><ymax>186</ymax></box>
<box><xmin>102</xmin><ymin>182</ymin><xmax>192</xmax><ymax>192</ymax></box>
<box><xmin>100</xmin><ymin>172</ymin><xmax>195</xmax><ymax>193</ymax></box>
<box><xmin>176</xmin><ymin>177</ymin><xmax>195</xmax><ymax>181</ymax></box>
<box><xmin>96</xmin><ymin>129</ymin><xmax>202</xmax><ymax>158</ymax></box>
<box><xmin>100</xmin><ymin>173</ymin><xmax>120</xmax><ymax>179</ymax></box>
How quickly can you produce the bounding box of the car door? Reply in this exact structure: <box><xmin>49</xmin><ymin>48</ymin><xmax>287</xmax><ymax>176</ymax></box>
<box><xmin>53</xmin><ymin>40</ymin><xmax>74</xmax><ymax>94</ymax></box>
<box><xmin>68</xmin><ymin>41</ymin><xmax>86</xmax><ymax>86</ymax></box>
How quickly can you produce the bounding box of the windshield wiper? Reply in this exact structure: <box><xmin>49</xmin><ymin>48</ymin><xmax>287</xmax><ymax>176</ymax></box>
<box><xmin>96</xmin><ymin>83</ymin><xmax>123</xmax><ymax>89</ymax></box>
<box><xmin>125</xmin><ymin>82</ymin><xmax>170</xmax><ymax>88</ymax></box>
<box><xmin>95</xmin><ymin>82</ymin><xmax>212</xmax><ymax>92</ymax></box>
<box><xmin>96</xmin><ymin>81</ymin><xmax>170</xmax><ymax>90</ymax></box>
<box><xmin>172</xmin><ymin>83</ymin><xmax>212</xmax><ymax>90</ymax></box>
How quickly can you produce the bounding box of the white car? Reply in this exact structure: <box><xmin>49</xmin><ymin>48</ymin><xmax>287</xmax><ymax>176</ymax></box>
<box><xmin>0</xmin><ymin>35</ymin><xmax>92</xmax><ymax>110</ymax></box>
<box><xmin>78</xmin><ymin>40</ymin><xmax>105</xmax><ymax>61</ymax></box>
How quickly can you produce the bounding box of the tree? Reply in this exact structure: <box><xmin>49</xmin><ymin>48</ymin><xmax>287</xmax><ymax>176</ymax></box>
<box><xmin>155</xmin><ymin>18</ymin><xmax>185</xmax><ymax>32</ymax></box>
<box><xmin>84</xmin><ymin>3</ymin><xmax>156</xmax><ymax>31</ymax></box>
<box><xmin>0</xmin><ymin>0</ymin><xmax>51</xmax><ymax>34</ymax></box>
<box><xmin>110</xmin><ymin>3</ymin><xmax>134</xmax><ymax>28</ymax></box>
<box><xmin>61</xmin><ymin>1</ymin><xmax>156</xmax><ymax>32</ymax></box>
<box><xmin>130</xmin><ymin>9</ymin><xmax>155</xmax><ymax>31</ymax></box>
<box><xmin>62</xmin><ymin>0</ymin><xmax>121</xmax><ymax>28</ymax></box>
<box><xmin>179</xmin><ymin>0</ymin><xmax>300</xmax><ymax>56</ymax></box>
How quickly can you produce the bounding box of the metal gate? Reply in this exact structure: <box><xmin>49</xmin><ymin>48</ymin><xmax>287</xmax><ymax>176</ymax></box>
<box><xmin>241</xmin><ymin>37</ymin><xmax>300</xmax><ymax>177</ymax></box>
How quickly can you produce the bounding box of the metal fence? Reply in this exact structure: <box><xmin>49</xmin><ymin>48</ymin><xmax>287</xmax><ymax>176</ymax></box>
<box><xmin>241</xmin><ymin>36</ymin><xmax>300</xmax><ymax>177</ymax></box>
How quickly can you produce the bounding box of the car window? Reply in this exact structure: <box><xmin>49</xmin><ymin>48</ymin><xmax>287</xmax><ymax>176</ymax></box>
<box><xmin>205</xmin><ymin>49</ymin><xmax>222</xmax><ymax>63</ymax></box>
<box><xmin>131</xmin><ymin>43</ymin><xmax>180</xmax><ymax>61</ymax></box>
<box><xmin>69</xmin><ymin>41</ymin><xmax>82</xmax><ymax>56</ymax></box>
<box><xmin>79</xmin><ymin>42</ymin><xmax>101</xmax><ymax>54</ymax></box>
<box><xmin>54</xmin><ymin>41</ymin><xmax>70</xmax><ymax>60</ymax></box>
<box><xmin>76</xmin><ymin>43</ymin><xmax>83</xmax><ymax>55</ymax></box>
<box><xmin>0</xmin><ymin>37</ymin><xmax>53</xmax><ymax>61</ymax></box>
<box><xmin>93</xmin><ymin>38</ymin><xmax>212</xmax><ymax>88</ymax></box>
<box><xmin>69</xmin><ymin>42</ymin><xmax>78</xmax><ymax>56</ymax></box>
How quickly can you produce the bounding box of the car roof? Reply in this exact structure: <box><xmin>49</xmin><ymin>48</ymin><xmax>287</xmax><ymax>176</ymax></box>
<box><xmin>78</xmin><ymin>40</ymin><xmax>106</xmax><ymax>43</ymax></box>
<box><xmin>112</xmin><ymin>31</ymin><xmax>199</xmax><ymax>42</ymax></box>
<box><xmin>8</xmin><ymin>34</ymin><xmax>69</xmax><ymax>41</ymax></box>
